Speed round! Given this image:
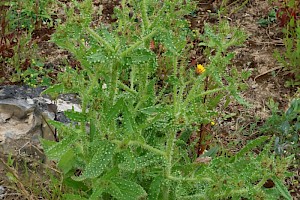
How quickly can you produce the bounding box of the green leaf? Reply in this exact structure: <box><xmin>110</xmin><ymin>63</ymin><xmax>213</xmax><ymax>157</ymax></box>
<box><xmin>106</xmin><ymin>178</ymin><xmax>147</xmax><ymax>200</ymax></box>
<box><xmin>89</xmin><ymin>118</ymin><xmax>96</xmax><ymax>142</ymax></box>
<box><xmin>72</xmin><ymin>141</ymin><xmax>116</xmax><ymax>181</ymax></box>
<box><xmin>148</xmin><ymin>177</ymin><xmax>163</xmax><ymax>200</ymax></box>
<box><xmin>123</xmin><ymin>102</ymin><xmax>136</xmax><ymax>135</ymax></box>
<box><xmin>202</xmin><ymin>146</ymin><xmax>219</xmax><ymax>158</ymax></box>
<box><xmin>102</xmin><ymin>29</ymin><xmax>116</xmax><ymax>44</ymax></box>
<box><xmin>272</xmin><ymin>175</ymin><xmax>292</xmax><ymax>200</ymax></box>
<box><xmin>58</xmin><ymin>149</ymin><xmax>76</xmax><ymax>174</ymax></box>
<box><xmin>63</xmin><ymin>194</ymin><xmax>87</xmax><ymax>200</ymax></box>
<box><xmin>207</xmin><ymin>93</ymin><xmax>223</xmax><ymax>109</ymax></box>
<box><xmin>39</xmin><ymin>138</ymin><xmax>57</xmax><ymax>153</ymax></box>
<box><xmin>118</xmin><ymin>150</ymin><xmax>136</xmax><ymax>171</ymax></box>
<box><xmin>41</xmin><ymin>130</ymin><xmax>80</xmax><ymax>160</ymax></box>
<box><xmin>233</xmin><ymin>136</ymin><xmax>269</xmax><ymax>161</ymax></box>
<box><xmin>139</xmin><ymin>105</ymin><xmax>164</xmax><ymax>115</ymax></box>
<box><xmin>41</xmin><ymin>83</ymin><xmax>64</xmax><ymax>98</ymax></box>
<box><xmin>160</xmin><ymin>32</ymin><xmax>178</xmax><ymax>55</ymax></box>
<box><xmin>106</xmin><ymin>98</ymin><xmax>124</xmax><ymax>122</ymax></box>
<box><xmin>130</xmin><ymin>48</ymin><xmax>155</xmax><ymax>64</ymax></box>
<box><xmin>64</xmin><ymin>110</ymin><xmax>88</xmax><ymax>122</ymax></box>
<box><xmin>64</xmin><ymin>177</ymin><xmax>89</xmax><ymax>191</ymax></box>
<box><xmin>89</xmin><ymin>188</ymin><xmax>104</xmax><ymax>200</ymax></box>
<box><xmin>135</xmin><ymin>153</ymin><xmax>163</xmax><ymax>171</ymax></box>
<box><xmin>258</xmin><ymin>18</ymin><xmax>270</xmax><ymax>27</ymax></box>
<box><xmin>87</xmin><ymin>51</ymin><xmax>107</xmax><ymax>63</ymax></box>
<box><xmin>47</xmin><ymin>120</ymin><xmax>68</xmax><ymax>130</ymax></box>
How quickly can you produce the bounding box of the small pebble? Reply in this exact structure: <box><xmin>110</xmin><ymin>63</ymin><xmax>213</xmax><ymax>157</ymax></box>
<box><xmin>0</xmin><ymin>185</ymin><xmax>5</xmax><ymax>196</ymax></box>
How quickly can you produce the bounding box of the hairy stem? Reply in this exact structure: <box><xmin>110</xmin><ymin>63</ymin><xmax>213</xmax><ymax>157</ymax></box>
<box><xmin>109</xmin><ymin>61</ymin><xmax>119</xmax><ymax>103</ymax></box>
<box><xmin>112</xmin><ymin>140</ymin><xmax>166</xmax><ymax>157</ymax></box>
<box><xmin>86</xmin><ymin>27</ymin><xmax>115</xmax><ymax>53</ymax></box>
<box><xmin>184</xmin><ymin>87</ymin><xmax>226</xmax><ymax>108</ymax></box>
<box><xmin>121</xmin><ymin>29</ymin><xmax>158</xmax><ymax>57</ymax></box>
<box><xmin>141</xmin><ymin>0</ymin><xmax>149</xmax><ymax>32</ymax></box>
<box><xmin>117</xmin><ymin>80</ymin><xmax>137</xmax><ymax>95</ymax></box>
<box><xmin>172</xmin><ymin>56</ymin><xmax>179</xmax><ymax>116</ymax></box>
<box><xmin>165</xmin><ymin>129</ymin><xmax>176</xmax><ymax>178</ymax></box>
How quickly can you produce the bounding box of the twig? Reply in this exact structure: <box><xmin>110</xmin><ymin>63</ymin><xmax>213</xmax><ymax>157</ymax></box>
<box><xmin>254</xmin><ymin>66</ymin><xmax>283</xmax><ymax>81</ymax></box>
<box><xmin>18</xmin><ymin>141</ymin><xmax>30</xmax><ymax>155</ymax></box>
<box><xmin>248</xmin><ymin>39</ymin><xmax>284</xmax><ymax>46</ymax></box>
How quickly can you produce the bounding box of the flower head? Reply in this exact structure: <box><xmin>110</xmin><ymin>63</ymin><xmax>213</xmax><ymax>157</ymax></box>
<box><xmin>196</xmin><ymin>64</ymin><xmax>205</xmax><ymax>74</ymax></box>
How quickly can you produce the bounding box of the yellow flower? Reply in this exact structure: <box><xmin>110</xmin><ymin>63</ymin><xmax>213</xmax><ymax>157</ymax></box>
<box><xmin>210</xmin><ymin>121</ymin><xmax>215</xmax><ymax>126</ymax></box>
<box><xmin>196</xmin><ymin>64</ymin><xmax>205</xmax><ymax>74</ymax></box>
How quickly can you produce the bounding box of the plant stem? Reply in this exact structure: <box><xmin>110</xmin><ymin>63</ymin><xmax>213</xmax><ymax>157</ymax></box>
<box><xmin>172</xmin><ymin>56</ymin><xmax>179</xmax><ymax>116</ymax></box>
<box><xmin>167</xmin><ymin>175</ymin><xmax>212</xmax><ymax>182</ymax></box>
<box><xmin>117</xmin><ymin>80</ymin><xmax>137</xmax><ymax>95</ymax></box>
<box><xmin>165</xmin><ymin>128</ymin><xmax>177</xmax><ymax>182</ymax></box>
<box><xmin>141</xmin><ymin>0</ymin><xmax>149</xmax><ymax>32</ymax></box>
<box><xmin>162</xmin><ymin>184</ymin><xmax>170</xmax><ymax>200</ymax></box>
<box><xmin>109</xmin><ymin>61</ymin><xmax>119</xmax><ymax>103</ymax></box>
<box><xmin>86</xmin><ymin>27</ymin><xmax>115</xmax><ymax>53</ymax></box>
<box><xmin>121</xmin><ymin>29</ymin><xmax>158</xmax><ymax>57</ymax></box>
<box><xmin>128</xmin><ymin>141</ymin><xmax>166</xmax><ymax>156</ymax></box>
<box><xmin>183</xmin><ymin>87</ymin><xmax>226</xmax><ymax>108</ymax></box>
<box><xmin>112</xmin><ymin>140</ymin><xmax>166</xmax><ymax>157</ymax></box>
<box><xmin>180</xmin><ymin>193</ymin><xmax>207</xmax><ymax>200</ymax></box>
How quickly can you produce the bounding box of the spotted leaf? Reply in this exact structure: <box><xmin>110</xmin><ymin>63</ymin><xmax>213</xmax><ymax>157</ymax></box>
<box><xmin>72</xmin><ymin>141</ymin><xmax>116</xmax><ymax>181</ymax></box>
<box><xmin>105</xmin><ymin>178</ymin><xmax>147</xmax><ymax>200</ymax></box>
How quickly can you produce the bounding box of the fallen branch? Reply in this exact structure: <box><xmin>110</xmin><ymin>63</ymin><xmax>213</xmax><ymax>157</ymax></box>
<box><xmin>254</xmin><ymin>66</ymin><xmax>283</xmax><ymax>81</ymax></box>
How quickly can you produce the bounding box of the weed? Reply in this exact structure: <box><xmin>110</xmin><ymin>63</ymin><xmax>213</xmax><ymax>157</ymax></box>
<box><xmin>258</xmin><ymin>9</ymin><xmax>277</xmax><ymax>27</ymax></box>
<box><xmin>32</xmin><ymin>0</ymin><xmax>294</xmax><ymax>199</ymax></box>
<box><xmin>273</xmin><ymin>19</ymin><xmax>300</xmax><ymax>87</ymax></box>
<box><xmin>262</xmin><ymin>98</ymin><xmax>300</xmax><ymax>161</ymax></box>
<box><xmin>273</xmin><ymin>0</ymin><xmax>300</xmax><ymax>87</ymax></box>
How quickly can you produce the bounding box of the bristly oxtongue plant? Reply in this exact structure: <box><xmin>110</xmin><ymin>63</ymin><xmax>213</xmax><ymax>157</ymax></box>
<box><xmin>40</xmin><ymin>0</ymin><xmax>293</xmax><ymax>199</ymax></box>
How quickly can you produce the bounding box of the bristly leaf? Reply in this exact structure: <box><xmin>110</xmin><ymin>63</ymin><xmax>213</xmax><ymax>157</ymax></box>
<box><xmin>105</xmin><ymin>178</ymin><xmax>147</xmax><ymax>200</ymax></box>
<box><xmin>233</xmin><ymin>136</ymin><xmax>269</xmax><ymax>161</ymax></box>
<box><xmin>272</xmin><ymin>175</ymin><xmax>293</xmax><ymax>200</ymax></box>
<box><xmin>63</xmin><ymin>194</ymin><xmax>88</xmax><ymax>200</ymax></box>
<box><xmin>41</xmin><ymin>83</ymin><xmax>64</xmax><ymax>99</ymax></box>
<box><xmin>139</xmin><ymin>105</ymin><xmax>165</xmax><ymax>115</ymax></box>
<box><xmin>72</xmin><ymin>141</ymin><xmax>116</xmax><ymax>181</ymax></box>
<box><xmin>134</xmin><ymin>153</ymin><xmax>163</xmax><ymax>171</ymax></box>
<box><xmin>57</xmin><ymin>149</ymin><xmax>76</xmax><ymax>174</ymax></box>
<box><xmin>105</xmin><ymin>98</ymin><xmax>124</xmax><ymax>123</ymax></box>
<box><xmin>123</xmin><ymin>102</ymin><xmax>137</xmax><ymax>136</ymax></box>
<box><xmin>64</xmin><ymin>110</ymin><xmax>88</xmax><ymax>122</ymax></box>
<box><xmin>148</xmin><ymin>177</ymin><xmax>163</xmax><ymax>200</ymax></box>
<box><xmin>117</xmin><ymin>149</ymin><xmax>136</xmax><ymax>171</ymax></box>
<box><xmin>89</xmin><ymin>118</ymin><xmax>96</xmax><ymax>142</ymax></box>
<box><xmin>87</xmin><ymin>50</ymin><xmax>107</xmax><ymax>64</ymax></box>
<box><xmin>130</xmin><ymin>48</ymin><xmax>156</xmax><ymax>64</ymax></box>
<box><xmin>89</xmin><ymin>188</ymin><xmax>104</xmax><ymax>200</ymax></box>
<box><xmin>40</xmin><ymin>129</ymin><xmax>80</xmax><ymax>160</ymax></box>
<box><xmin>47</xmin><ymin>120</ymin><xmax>67</xmax><ymax>130</ymax></box>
